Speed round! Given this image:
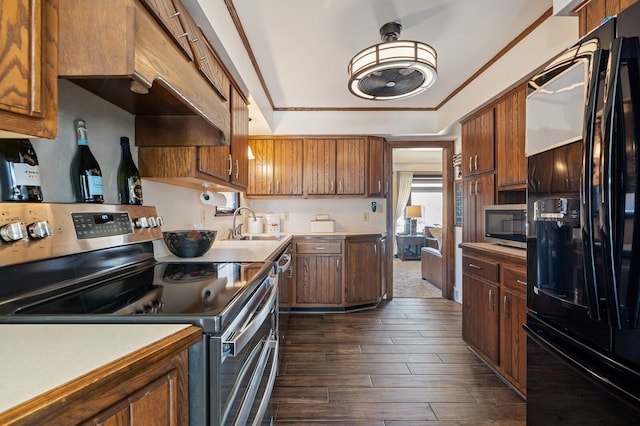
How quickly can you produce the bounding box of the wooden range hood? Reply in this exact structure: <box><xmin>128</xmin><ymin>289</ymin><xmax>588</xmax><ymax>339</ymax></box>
<box><xmin>58</xmin><ymin>0</ymin><xmax>230</xmax><ymax>145</ymax></box>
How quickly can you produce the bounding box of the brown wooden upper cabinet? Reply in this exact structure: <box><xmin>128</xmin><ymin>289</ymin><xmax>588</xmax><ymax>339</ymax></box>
<box><xmin>139</xmin><ymin>0</ymin><xmax>194</xmax><ymax>62</ymax></box>
<box><xmin>198</xmin><ymin>86</ymin><xmax>249</xmax><ymax>189</ymax></box>
<box><xmin>0</xmin><ymin>0</ymin><xmax>58</xmax><ymax>139</ymax></box>
<box><xmin>461</xmin><ymin>108</ymin><xmax>494</xmax><ymax>177</ymax></box>
<box><xmin>304</xmin><ymin>138</ymin><xmax>367</xmax><ymax>196</ymax></box>
<box><xmin>173</xmin><ymin>1</ymin><xmax>230</xmax><ymax>100</ymax></box>
<box><xmin>367</xmin><ymin>136</ymin><xmax>386</xmax><ymax>197</ymax></box>
<box><xmin>578</xmin><ymin>0</ymin><xmax>638</xmax><ymax>36</ymax></box>
<box><xmin>247</xmin><ymin>138</ymin><xmax>304</xmax><ymax>196</ymax></box>
<box><xmin>495</xmin><ymin>85</ymin><xmax>527</xmax><ymax>189</ymax></box>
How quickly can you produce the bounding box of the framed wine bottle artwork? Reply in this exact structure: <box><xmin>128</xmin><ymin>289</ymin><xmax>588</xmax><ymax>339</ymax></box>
<box><xmin>454</xmin><ymin>181</ymin><xmax>462</xmax><ymax>226</ymax></box>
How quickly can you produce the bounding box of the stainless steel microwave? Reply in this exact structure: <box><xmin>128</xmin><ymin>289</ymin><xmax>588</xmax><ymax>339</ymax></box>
<box><xmin>484</xmin><ymin>204</ymin><xmax>527</xmax><ymax>249</ymax></box>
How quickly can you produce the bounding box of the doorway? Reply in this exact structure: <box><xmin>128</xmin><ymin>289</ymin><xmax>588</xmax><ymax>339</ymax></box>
<box><xmin>385</xmin><ymin>140</ymin><xmax>455</xmax><ymax>300</ymax></box>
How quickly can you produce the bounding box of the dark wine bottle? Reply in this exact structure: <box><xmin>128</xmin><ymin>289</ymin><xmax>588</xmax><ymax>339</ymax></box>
<box><xmin>0</xmin><ymin>139</ymin><xmax>44</xmax><ymax>202</ymax></box>
<box><xmin>117</xmin><ymin>137</ymin><xmax>143</xmax><ymax>205</ymax></box>
<box><xmin>71</xmin><ymin>119</ymin><xmax>104</xmax><ymax>203</ymax></box>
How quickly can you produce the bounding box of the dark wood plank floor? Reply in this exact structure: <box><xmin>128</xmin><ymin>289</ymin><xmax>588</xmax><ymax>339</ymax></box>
<box><xmin>273</xmin><ymin>298</ymin><xmax>526</xmax><ymax>424</ymax></box>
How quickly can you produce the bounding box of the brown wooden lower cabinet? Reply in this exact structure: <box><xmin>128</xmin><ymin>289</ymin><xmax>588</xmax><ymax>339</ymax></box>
<box><xmin>461</xmin><ymin>244</ymin><xmax>527</xmax><ymax>396</ymax></box>
<box><xmin>291</xmin><ymin>235</ymin><xmax>384</xmax><ymax>310</ymax></box>
<box><xmin>345</xmin><ymin>236</ymin><xmax>380</xmax><ymax>306</ymax></box>
<box><xmin>1</xmin><ymin>327</ymin><xmax>201</xmax><ymax>425</ymax></box>
<box><xmin>294</xmin><ymin>239</ymin><xmax>344</xmax><ymax>308</ymax></box>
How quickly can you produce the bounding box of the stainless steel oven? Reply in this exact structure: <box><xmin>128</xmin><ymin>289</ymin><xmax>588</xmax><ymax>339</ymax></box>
<box><xmin>0</xmin><ymin>203</ymin><xmax>279</xmax><ymax>425</ymax></box>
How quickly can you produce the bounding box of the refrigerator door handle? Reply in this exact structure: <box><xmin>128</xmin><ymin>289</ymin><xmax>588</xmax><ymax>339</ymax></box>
<box><xmin>602</xmin><ymin>36</ymin><xmax>624</xmax><ymax>329</ymax></box>
<box><xmin>601</xmin><ymin>36</ymin><xmax>640</xmax><ymax>329</ymax></box>
<box><xmin>582</xmin><ymin>47</ymin><xmax>606</xmax><ymax>321</ymax></box>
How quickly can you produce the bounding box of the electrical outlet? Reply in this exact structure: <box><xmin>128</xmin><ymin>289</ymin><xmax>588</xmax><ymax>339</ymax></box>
<box><xmin>282</xmin><ymin>212</ymin><xmax>289</xmax><ymax>221</ymax></box>
<box><xmin>363</xmin><ymin>212</ymin><xmax>369</xmax><ymax>222</ymax></box>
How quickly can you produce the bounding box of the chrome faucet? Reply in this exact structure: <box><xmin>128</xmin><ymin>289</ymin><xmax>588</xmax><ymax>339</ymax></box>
<box><xmin>230</xmin><ymin>206</ymin><xmax>256</xmax><ymax>239</ymax></box>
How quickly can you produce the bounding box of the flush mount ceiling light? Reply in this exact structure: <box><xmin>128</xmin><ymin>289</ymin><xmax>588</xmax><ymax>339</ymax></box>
<box><xmin>348</xmin><ymin>21</ymin><xmax>437</xmax><ymax>101</ymax></box>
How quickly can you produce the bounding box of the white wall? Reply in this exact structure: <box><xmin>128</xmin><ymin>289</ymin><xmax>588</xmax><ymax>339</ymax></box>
<box><xmin>31</xmin><ymin>80</ymin><xmax>134</xmax><ymax>203</ymax></box>
<box><xmin>246</xmin><ymin>198</ymin><xmax>386</xmax><ymax>234</ymax></box>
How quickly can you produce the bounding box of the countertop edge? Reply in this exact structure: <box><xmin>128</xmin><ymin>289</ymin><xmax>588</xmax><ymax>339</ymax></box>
<box><xmin>0</xmin><ymin>324</ymin><xmax>202</xmax><ymax>422</ymax></box>
<box><xmin>459</xmin><ymin>242</ymin><xmax>527</xmax><ymax>260</ymax></box>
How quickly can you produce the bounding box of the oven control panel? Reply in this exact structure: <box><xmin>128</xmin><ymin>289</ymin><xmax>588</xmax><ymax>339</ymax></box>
<box><xmin>0</xmin><ymin>203</ymin><xmax>163</xmax><ymax>267</ymax></box>
<box><xmin>72</xmin><ymin>212</ymin><xmax>134</xmax><ymax>239</ymax></box>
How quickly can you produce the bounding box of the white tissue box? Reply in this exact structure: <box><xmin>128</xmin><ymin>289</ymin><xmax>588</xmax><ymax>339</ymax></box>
<box><xmin>310</xmin><ymin>220</ymin><xmax>335</xmax><ymax>233</ymax></box>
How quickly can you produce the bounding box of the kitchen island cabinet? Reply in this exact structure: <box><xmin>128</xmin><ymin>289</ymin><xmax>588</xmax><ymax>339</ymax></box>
<box><xmin>0</xmin><ymin>0</ymin><xmax>58</xmax><ymax>139</ymax></box>
<box><xmin>0</xmin><ymin>324</ymin><xmax>201</xmax><ymax>425</ymax></box>
<box><xmin>460</xmin><ymin>242</ymin><xmax>527</xmax><ymax>396</ymax></box>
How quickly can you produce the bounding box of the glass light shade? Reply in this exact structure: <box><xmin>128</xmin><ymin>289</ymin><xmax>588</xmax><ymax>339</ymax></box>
<box><xmin>406</xmin><ymin>205</ymin><xmax>422</xmax><ymax>218</ymax></box>
<box><xmin>348</xmin><ymin>40</ymin><xmax>437</xmax><ymax>100</ymax></box>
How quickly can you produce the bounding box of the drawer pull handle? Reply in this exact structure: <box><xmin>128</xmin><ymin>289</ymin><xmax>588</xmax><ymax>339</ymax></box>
<box><xmin>468</xmin><ymin>263</ymin><xmax>482</xmax><ymax>270</ymax></box>
<box><xmin>314</xmin><ymin>247</ymin><xmax>326</xmax><ymax>250</ymax></box>
<box><xmin>516</xmin><ymin>279</ymin><xmax>527</xmax><ymax>286</ymax></box>
<box><xmin>169</xmin><ymin>11</ymin><xmax>181</xmax><ymax>18</ymax></box>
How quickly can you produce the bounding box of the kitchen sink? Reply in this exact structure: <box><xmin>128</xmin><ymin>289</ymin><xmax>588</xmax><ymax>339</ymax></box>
<box><xmin>236</xmin><ymin>235</ymin><xmax>283</xmax><ymax>241</ymax></box>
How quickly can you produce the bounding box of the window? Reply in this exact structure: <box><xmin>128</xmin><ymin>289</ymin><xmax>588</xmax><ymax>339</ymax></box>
<box><xmin>396</xmin><ymin>174</ymin><xmax>443</xmax><ymax>234</ymax></box>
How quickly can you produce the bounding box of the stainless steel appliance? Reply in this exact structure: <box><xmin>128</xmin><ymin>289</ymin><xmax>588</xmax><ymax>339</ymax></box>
<box><xmin>483</xmin><ymin>204</ymin><xmax>526</xmax><ymax>249</ymax></box>
<box><xmin>0</xmin><ymin>203</ymin><xmax>279</xmax><ymax>425</ymax></box>
<box><xmin>525</xmin><ymin>4</ymin><xmax>640</xmax><ymax>422</ymax></box>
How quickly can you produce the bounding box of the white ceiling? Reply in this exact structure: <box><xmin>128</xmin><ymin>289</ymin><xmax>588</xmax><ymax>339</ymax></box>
<box><xmin>189</xmin><ymin>0</ymin><xmax>577</xmax><ymax>139</ymax></box>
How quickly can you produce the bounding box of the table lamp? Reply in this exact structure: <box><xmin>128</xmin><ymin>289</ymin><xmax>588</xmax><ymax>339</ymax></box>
<box><xmin>406</xmin><ymin>205</ymin><xmax>422</xmax><ymax>235</ymax></box>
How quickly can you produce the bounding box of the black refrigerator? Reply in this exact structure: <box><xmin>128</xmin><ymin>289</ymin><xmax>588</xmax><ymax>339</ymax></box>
<box><xmin>525</xmin><ymin>2</ymin><xmax>640</xmax><ymax>424</ymax></box>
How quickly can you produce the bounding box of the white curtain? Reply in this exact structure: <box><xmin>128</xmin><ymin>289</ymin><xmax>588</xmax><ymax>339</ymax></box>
<box><xmin>395</xmin><ymin>171</ymin><xmax>414</xmax><ymax>230</ymax></box>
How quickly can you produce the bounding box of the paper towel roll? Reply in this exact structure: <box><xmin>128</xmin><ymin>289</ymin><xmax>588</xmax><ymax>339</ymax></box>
<box><xmin>248</xmin><ymin>217</ymin><xmax>264</xmax><ymax>234</ymax></box>
<box><xmin>200</xmin><ymin>191</ymin><xmax>215</xmax><ymax>204</ymax></box>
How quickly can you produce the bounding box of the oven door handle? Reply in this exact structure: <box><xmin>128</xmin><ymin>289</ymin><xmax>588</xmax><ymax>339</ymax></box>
<box><xmin>223</xmin><ymin>276</ymin><xmax>278</xmax><ymax>357</ymax></box>
<box><xmin>276</xmin><ymin>253</ymin><xmax>291</xmax><ymax>274</ymax></box>
<box><xmin>235</xmin><ymin>336</ymin><xmax>279</xmax><ymax>426</ymax></box>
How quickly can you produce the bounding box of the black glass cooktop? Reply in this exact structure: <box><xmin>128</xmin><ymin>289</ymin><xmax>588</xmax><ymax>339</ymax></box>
<box><xmin>8</xmin><ymin>261</ymin><xmax>270</xmax><ymax>316</ymax></box>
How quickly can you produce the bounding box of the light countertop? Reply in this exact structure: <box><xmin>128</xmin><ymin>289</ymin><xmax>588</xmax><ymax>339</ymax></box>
<box><xmin>156</xmin><ymin>234</ymin><xmax>293</xmax><ymax>263</ymax></box>
<box><xmin>0</xmin><ymin>323</ymin><xmax>194</xmax><ymax>414</ymax></box>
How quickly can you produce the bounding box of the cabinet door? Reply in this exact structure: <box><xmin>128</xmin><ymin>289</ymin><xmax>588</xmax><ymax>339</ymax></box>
<box><xmin>474</xmin><ymin>173</ymin><xmax>495</xmax><ymax>242</ymax></box>
<box><xmin>247</xmin><ymin>139</ymin><xmax>275</xmax><ymax>195</ymax></box>
<box><xmin>482</xmin><ymin>281</ymin><xmax>500</xmax><ymax>364</ymax></box>
<box><xmin>294</xmin><ymin>255</ymin><xmax>342</xmax><ymax>306</ymax></box>
<box><xmin>336</xmin><ymin>138</ymin><xmax>366</xmax><ymax>195</ymax></box>
<box><xmin>304</xmin><ymin>139</ymin><xmax>336</xmax><ymax>195</ymax></box>
<box><xmin>273</xmin><ymin>139</ymin><xmax>303</xmax><ymax>195</ymax></box>
<box><xmin>345</xmin><ymin>238</ymin><xmax>380</xmax><ymax>304</ymax></box>
<box><xmin>199</xmin><ymin>145</ymin><xmax>231</xmax><ymax>182</ymax></box>
<box><xmin>462</xmin><ymin>274</ymin><xmax>485</xmax><ymax>350</ymax></box>
<box><xmin>495</xmin><ymin>85</ymin><xmax>526</xmax><ymax>188</ymax></box>
<box><xmin>462</xmin><ymin>173</ymin><xmax>495</xmax><ymax>242</ymax></box>
<box><xmin>0</xmin><ymin>0</ymin><xmax>57</xmax><ymax>138</ymax></box>
<box><xmin>230</xmin><ymin>86</ymin><xmax>248</xmax><ymax>188</ymax></box>
<box><xmin>461</xmin><ymin>108</ymin><xmax>494</xmax><ymax>177</ymax></box>
<box><xmin>500</xmin><ymin>265</ymin><xmax>527</xmax><ymax>392</ymax></box>
<box><xmin>90</xmin><ymin>372</ymin><xmax>178</xmax><ymax>425</ymax></box>
<box><xmin>140</xmin><ymin>0</ymin><xmax>194</xmax><ymax>61</ymax></box>
<box><xmin>367</xmin><ymin>137</ymin><xmax>385</xmax><ymax>197</ymax></box>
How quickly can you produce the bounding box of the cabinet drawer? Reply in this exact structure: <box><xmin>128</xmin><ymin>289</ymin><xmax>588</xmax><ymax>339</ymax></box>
<box><xmin>502</xmin><ymin>265</ymin><xmax>527</xmax><ymax>295</ymax></box>
<box><xmin>296</xmin><ymin>241</ymin><xmax>342</xmax><ymax>254</ymax></box>
<box><xmin>462</xmin><ymin>255</ymin><xmax>499</xmax><ymax>282</ymax></box>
